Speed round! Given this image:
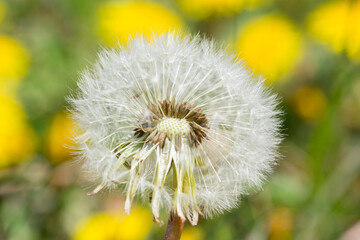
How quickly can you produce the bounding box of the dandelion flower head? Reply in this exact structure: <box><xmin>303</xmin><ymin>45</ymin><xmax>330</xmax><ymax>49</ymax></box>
<box><xmin>307</xmin><ymin>0</ymin><xmax>360</xmax><ymax>61</ymax></box>
<box><xmin>181</xmin><ymin>226</ymin><xmax>204</xmax><ymax>240</ymax></box>
<box><xmin>97</xmin><ymin>1</ymin><xmax>184</xmax><ymax>46</ymax></box>
<box><xmin>307</xmin><ymin>1</ymin><xmax>348</xmax><ymax>53</ymax></box>
<box><xmin>0</xmin><ymin>95</ymin><xmax>35</xmax><ymax>168</ymax></box>
<box><xmin>73</xmin><ymin>207</ymin><xmax>152</xmax><ymax>240</ymax></box>
<box><xmin>71</xmin><ymin>33</ymin><xmax>281</xmax><ymax>225</ymax></box>
<box><xmin>236</xmin><ymin>15</ymin><xmax>302</xmax><ymax>83</ymax></box>
<box><xmin>0</xmin><ymin>35</ymin><xmax>29</xmax><ymax>80</ymax></box>
<box><xmin>46</xmin><ymin>112</ymin><xmax>78</xmax><ymax>163</ymax></box>
<box><xmin>292</xmin><ymin>86</ymin><xmax>326</xmax><ymax>121</ymax></box>
<box><xmin>0</xmin><ymin>35</ymin><xmax>30</xmax><ymax>95</ymax></box>
<box><xmin>346</xmin><ymin>1</ymin><xmax>360</xmax><ymax>60</ymax></box>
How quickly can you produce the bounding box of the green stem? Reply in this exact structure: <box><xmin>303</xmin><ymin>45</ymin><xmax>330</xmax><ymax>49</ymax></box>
<box><xmin>163</xmin><ymin>213</ymin><xmax>185</xmax><ymax>240</ymax></box>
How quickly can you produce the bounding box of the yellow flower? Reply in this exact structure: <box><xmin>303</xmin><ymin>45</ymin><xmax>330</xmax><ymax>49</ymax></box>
<box><xmin>0</xmin><ymin>1</ymin><xmax>6</xmax><ymax>25</ymax></box>
<box><xmin>0</xmin><ymin>95</ymin><xmax>35</xmax><ymax>169</ymax></box>
<box><xmin>345</xmin><ymin>1</ymin><xmax>360</xmax><ymax>60</ymax></box>
<box><xmin>181</xmin><ymin>226</ymin><xmax>204</xmax><ymax>240</ymax></box>
<box><xmin>292</xmin><ymin>86</ymin><xmax>327</xmax><ymax>121</ymax></box>
<box><xmin>0</xmin><ymin>35</ymin><xmax>29</xmax><ymax>80</ymax></box>
<box><xmin>236</xmin><ymin>15</ymin><xmax>302</xmax><ymax>83</ymax></box>
<box><xmin>73</xmin><ymin>207</ymin><xmax>153</xmax><ymax>240</ymax></box>
<box><xmin>306</xmin><ymin>1</ymin><xmax>348</xmax><ymax>53</ymax></box>
<box><xmin>97</xmin><ymin>1</ymin><xmax>184</xmax><ymax>46</ymax></box>
<box><xmin>177</xmin><ymin>0</ymin><xmax>245</xmax><ymax>20</ymax></box>
<box><xmin>307</xmin><ymin>0</ymin><xmax>360</xmax><ymax>61</ymax></box>
<box><xmin>268</xmin><ymin>208</ymin><xmax>294</xmax><ymax>240</ymax></box>
<box><xmin>46</xmin><ymin>112</ymin><xmax>78</xmax><ymax>163</ymax></box>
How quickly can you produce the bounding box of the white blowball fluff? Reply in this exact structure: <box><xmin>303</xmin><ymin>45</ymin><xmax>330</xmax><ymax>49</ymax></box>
<box><xmin>70</xmin><ymin>32</ymin><xmax>282</xmax><ymax>225</ymax></box>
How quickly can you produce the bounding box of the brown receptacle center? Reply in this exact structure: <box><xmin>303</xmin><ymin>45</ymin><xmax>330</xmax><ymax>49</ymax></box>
<box><xmin>134</xmin><ymin>99</ymin><xmax>209</xmax><ymax>148</ymax></box>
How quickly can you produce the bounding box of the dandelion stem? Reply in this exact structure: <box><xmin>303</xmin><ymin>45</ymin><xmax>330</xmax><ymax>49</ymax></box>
<box><xmin>163</xmin><ymin>213</ymin><xmax>185</xmax><ymax>240</ymax></box>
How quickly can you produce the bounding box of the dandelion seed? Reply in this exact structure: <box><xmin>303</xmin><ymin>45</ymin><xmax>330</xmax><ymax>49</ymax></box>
<box><xmin>70</xmin><ymin>33</ymin><xmax>281</xmax><ymax>230</ymax></box>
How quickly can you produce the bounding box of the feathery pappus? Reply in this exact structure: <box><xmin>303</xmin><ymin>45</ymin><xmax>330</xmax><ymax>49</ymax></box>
<box><xmin>70</xmin><ymin>32</ymin><xmax>282</xmax><ymax>225</ymax></box>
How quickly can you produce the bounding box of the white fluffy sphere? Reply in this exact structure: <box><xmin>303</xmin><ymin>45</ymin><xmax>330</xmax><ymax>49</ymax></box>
<box><xmin>70</xmin><ymin>32</ymin><xmax>282</xmax><ymax>225</ymax></box>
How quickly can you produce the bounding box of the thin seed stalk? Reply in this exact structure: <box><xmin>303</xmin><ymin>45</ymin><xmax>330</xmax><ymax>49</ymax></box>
<box><xmin>163</xmin><ymin>213</ymin><xmax>185</xmax><ymax>240</ymax></box>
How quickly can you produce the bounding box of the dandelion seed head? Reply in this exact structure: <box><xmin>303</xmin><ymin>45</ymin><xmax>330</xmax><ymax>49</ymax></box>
<box><xmin>70</xmin><ymin>32</ymin><xmax>282</xmax><ymax>225</ymax></box>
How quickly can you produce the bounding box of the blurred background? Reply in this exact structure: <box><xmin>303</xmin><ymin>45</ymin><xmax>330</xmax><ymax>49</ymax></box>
<box><xmin>0</xmin><ymin>0</ymin><xmax>360</xmax><ymax>239</ymax></box>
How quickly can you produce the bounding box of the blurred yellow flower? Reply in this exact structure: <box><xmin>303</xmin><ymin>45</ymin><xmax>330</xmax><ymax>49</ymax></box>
<box><xmin>177</xmin><ymin>0</ymin><xmax>245</xmax><ymax>20</ymax></box>
<box><xmin>307</xmin><ymin>1</ymin><xmax>348</xmax><ymax>53</ymax></box>
<box><xmin>236</xmin><ymin>15</ymin><xmax>302</xmax><ymax>83</ymax></box>
<box><xmin>181</xmin><ymin>226</ymin><xmax>204</xmax><ymax>240</ymax></box>
<box><xmin>268</xmin><ymin>208</ymin><xmax>294</xmax><ymax>240</ymax></box>
<box><xmin>73</xmin><ymin>207</ymin><xmax>153</xmax><ymax>240</ymax></box>
<box><xmin>345</xmin><ymin>1</ymin><xmax>360</xmax><ymax>60</ymax></box>
<box><xmin>0</xmin><ymin>1</ymin><xmax>6</xmax><ymax>25</ymax></box>
<box><xmin>307</xmin><ymin>0</ymin><xmax>360</xmax><ymax>61</ymax></box>
<box><xmin>0</xmin><ymin>95</ymin><xmax>35</xmax><ymax>169</ymax></box>
<box><xmin>46</xmin><ymin>112</ymin><xmax>78</xmax><ymax>163</ymax></box>
<box><xmin>97</xmin><ymin>1</ymin><xmax>184</xmax><ymax>46</ymax></box>
<box><xmin>292</xmin><ymin>86</ymin><xmax>327</xmax><ymax>121</ymax></box>
<box><xmin>0</xmin><ymin>35</ymin><xmax>29</xmax><ymax>81</ymax></box>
